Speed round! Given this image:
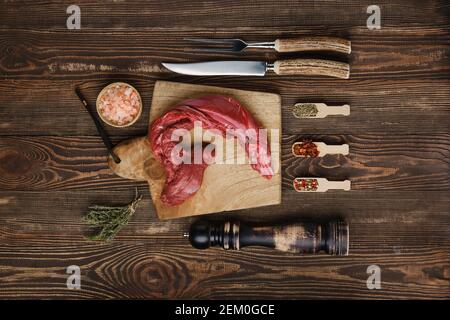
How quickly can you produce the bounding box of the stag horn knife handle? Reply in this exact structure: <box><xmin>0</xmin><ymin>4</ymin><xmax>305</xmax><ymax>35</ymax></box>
<box><xmin>187</xmin><ymin>220</ymin><xmax>349</xmax><ymax>255</ymax></box>
<box><xmin>273</xmin><ymin>59</ymin><xmax>350</xmax><ymax>79</ymax></box>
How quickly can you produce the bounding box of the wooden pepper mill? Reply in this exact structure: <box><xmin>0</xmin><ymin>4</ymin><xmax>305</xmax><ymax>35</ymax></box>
<box><xmin>185</xmin><ymin>220</ymin><xmax>349</xmax><ymax>255</ymax></box>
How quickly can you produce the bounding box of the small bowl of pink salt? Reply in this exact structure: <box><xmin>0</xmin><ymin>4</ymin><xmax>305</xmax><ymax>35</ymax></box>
<box><xmin>96</xmin><ymin>82</ymin><xmax>142</xmax><ymax>127</ymax></box>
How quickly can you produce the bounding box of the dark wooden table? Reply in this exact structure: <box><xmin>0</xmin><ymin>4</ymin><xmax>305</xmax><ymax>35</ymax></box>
<box><xmin>0</xmin><ymin>0</ymin><xmax>449</xmax><ymax>299</ymax></box>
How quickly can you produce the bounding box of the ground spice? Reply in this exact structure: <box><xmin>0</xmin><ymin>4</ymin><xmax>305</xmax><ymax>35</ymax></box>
<box><xmin>293</xmin><ymin>178</ymin><xmax>319</xmax><ymax>192</ymax></box>
<box><xmin>292</xmin><ymin>103</ymin><xmax>319</xmax><ymax>118</ymax></box>
<box><xmin>292</xmin><ymin>140</ymin><xmax>319</xmax><ymax>157</ymax></box>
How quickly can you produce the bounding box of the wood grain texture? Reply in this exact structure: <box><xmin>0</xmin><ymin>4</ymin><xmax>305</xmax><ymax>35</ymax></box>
<box><xmin>273</xmin><ymin>59</ymin><xmax>350</xmax><ymax>79</ymax></box>
<box><xmin>0</xmin><ymin>189</ymin><xmax>448</xmax><ymax>299</ymax></box>
<box><xmin>0</xmin><ymin>27</ymin><xmax>449</xmax><ymax>80</ymax></box>
<box><xmin>0</xmin><ymin>0</ymin><xmax>449</xmax><ymax>299</ymax></box>
<box><xmin>0</xmin><ymin>0</ymin><xmax>448</xmax><ymax>29</ymax></box>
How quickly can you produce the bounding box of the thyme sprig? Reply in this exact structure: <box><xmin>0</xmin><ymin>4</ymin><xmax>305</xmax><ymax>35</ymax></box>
<box><xmin>83</xmin><ymin>189</ymin><xmax>142</xmax><ymax>242</ymax></box>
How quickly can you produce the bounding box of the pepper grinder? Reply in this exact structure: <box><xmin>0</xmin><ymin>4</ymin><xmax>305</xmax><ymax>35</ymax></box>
<box><xmin>185</xmin><ymin>220</ymin><xmax>349</xmax><ymax>255</ymax></box>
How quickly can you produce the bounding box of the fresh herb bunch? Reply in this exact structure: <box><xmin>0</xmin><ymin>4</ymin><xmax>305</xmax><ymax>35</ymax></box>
<box><xmin>83</xmin><ymin>189</ymin><xmax>142</xmax><ymax>242</ymax></box>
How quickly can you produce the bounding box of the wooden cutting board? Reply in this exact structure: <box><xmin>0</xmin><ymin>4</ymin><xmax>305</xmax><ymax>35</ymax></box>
<box><xmin>109</xmin><ymin>81</ymin><xmax>281</xmax><ymax>220</ymax></box>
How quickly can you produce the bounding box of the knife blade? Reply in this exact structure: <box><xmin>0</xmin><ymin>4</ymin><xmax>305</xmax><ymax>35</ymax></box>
<box><xmin>162</xmin><ymin>59</ymin><xmax>349</xmax><ymax>79</ymax></box>
<box><xmin>162</xmin><ymin>61</ymin><xmax>267</xmax><ymax>76</ymax></box>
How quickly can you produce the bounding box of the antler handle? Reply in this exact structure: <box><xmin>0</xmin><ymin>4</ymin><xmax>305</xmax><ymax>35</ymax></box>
<box><xmin>275</xmin><ymin>37</ymin><xmax>351</xmax><ymax>54</ymax></box>
<box><xmin>273</xmin><ymin>59</ymin><xmax>350</xmax><ymax>79</ymax></box>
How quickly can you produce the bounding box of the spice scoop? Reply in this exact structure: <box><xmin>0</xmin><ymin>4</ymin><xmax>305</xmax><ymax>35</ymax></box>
<box><xmin>293</xmin><ymin>178</ymin><xmax>351</xmax><ymax>192</ymax></box>
<box><xmin>292</xmin><ymin>141</ymin><xmax>349</xmax><ymax>157</ymax></box>
<box><xmin>293</xmin><ymin>103</ymin><xmax>350</xmax><ymax>119</ymax></box>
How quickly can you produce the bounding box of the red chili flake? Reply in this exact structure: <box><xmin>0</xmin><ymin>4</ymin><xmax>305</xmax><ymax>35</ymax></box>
<box><xmin>293</xmin><ymin>178</ymin><xmax>319</xmax><ymax>192</ymax></box>
<box><xmin>292</xmin><ymin>140</ymin><xmax>319</xmax><ymax>157</ymax></box>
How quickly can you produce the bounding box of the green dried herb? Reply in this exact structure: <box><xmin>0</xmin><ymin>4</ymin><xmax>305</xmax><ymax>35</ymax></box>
<box><xmin>83</xmin><ymin>189</ymin><xmax>142</xmax><ymax>242</ymax></box>
<box><xmin>292</xmin><ymin>103</ymin><xmax>319</xmax><ymax>118</ymax></box>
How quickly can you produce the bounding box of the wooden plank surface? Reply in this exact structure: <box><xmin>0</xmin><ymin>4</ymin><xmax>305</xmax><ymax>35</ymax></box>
<box><xmin>0</xmin><ymin>0</ymin><xmax>449</xmax><ymax>299</ymax></box>
<box><xmin>0</xmin><ymin>189</ymin><xmax>449</xmax><ymax>299</ymax></box>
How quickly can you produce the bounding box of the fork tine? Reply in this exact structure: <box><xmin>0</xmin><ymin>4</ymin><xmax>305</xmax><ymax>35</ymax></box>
<box><xmin>190</xmin><ymin>47</ymin><xmax>239</xmax><ymax>53</ymax></box>
<box><xmin>184</xmin><ymin>37</ymin><xmax>240</xmax><ymax>45</ymax></box>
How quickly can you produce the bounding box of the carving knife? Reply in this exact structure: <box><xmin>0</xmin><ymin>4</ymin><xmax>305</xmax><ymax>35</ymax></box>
<box><xmin>162</xmin><ymin>59</ymin><xmax>350</xmax><ymax>79</ymax></box>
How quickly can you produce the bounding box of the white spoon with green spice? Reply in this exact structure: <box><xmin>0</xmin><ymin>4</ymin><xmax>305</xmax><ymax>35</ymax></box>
<box><xmin>293</xmin><ymin>103</ymin><xmax>350</xmax><ymax>119</ymax></box>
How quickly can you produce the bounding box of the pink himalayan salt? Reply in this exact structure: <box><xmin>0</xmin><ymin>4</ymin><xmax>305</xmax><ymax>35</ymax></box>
<box><xmin>98</xmin><ymin>84</ymin><xmax>141</xmax><ymax>126</ymax></box>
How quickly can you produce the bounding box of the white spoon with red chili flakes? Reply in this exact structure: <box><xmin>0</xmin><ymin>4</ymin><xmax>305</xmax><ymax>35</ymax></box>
<box><xmin>293</xmin><ymin>178</ymin><xmax>351</xmax><ymax>192</ymax></box>
<box><xmin>292</xmin><ymin>140</ymin><xmax>349</xmax><ymax>157</ymax></box>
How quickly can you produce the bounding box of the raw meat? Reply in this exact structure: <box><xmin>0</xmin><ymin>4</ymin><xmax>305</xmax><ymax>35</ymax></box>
<box><xmin>149</xmin><ymin>95</ymin><xmax>273</xmax><ymax>205</ymax></box>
